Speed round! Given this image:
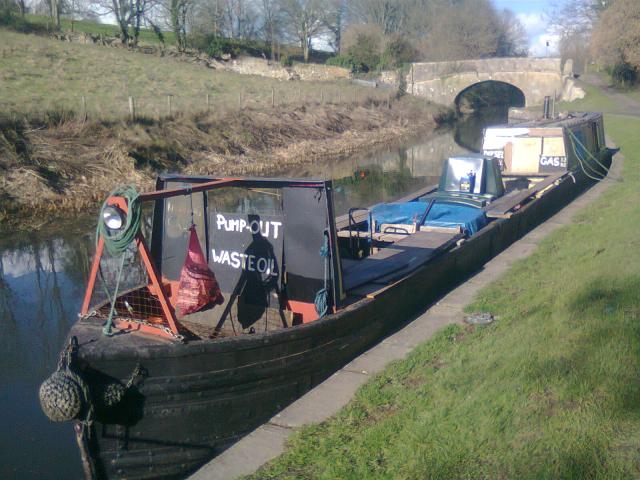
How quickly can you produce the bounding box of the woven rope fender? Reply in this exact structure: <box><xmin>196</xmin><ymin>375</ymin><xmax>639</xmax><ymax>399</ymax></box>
<box><xmin>39</xmin><ymin>371</ymin><xmax>83</xmax><ymax>422</ymax></box>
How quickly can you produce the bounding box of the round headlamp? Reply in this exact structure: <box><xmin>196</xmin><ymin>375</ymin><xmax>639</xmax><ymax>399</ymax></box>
<box><xmin>102</xmin><ymin>205</ymin><xmax>126</xmax><ymax>231</ymax></box>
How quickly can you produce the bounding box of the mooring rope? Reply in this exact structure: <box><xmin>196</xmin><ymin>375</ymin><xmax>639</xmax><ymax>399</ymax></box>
<box><xmin>314</xmin><ymin>231</ymin><xmax>330</xmax><ymax>318</ymax></box>
<box><xmin>567</xmin><ymin>130</ymin><xmax>609</xmax><ymax>181</ymax></box>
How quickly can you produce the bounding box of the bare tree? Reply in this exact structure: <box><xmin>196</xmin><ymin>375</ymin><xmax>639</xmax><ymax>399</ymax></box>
<box><xmin>496</xmin><ymin>9</ymin><xmax>528</xmax><ymax>57</ymax></box>
<box><xmin>591</xmin><ymin>0</ymin><xmax>640</xmax><ymax>72</ymax></box>
<box><xmin>86</xmin><ymin>0</ymin><xmax>159</xmax><ymax>44</ymax></box>
<box><xmin>549</xmin><ymin>0</ymin><xmax>614</xmax><ymax>72</ymax></box>
<box><xmin>279</xmin><ymin>0</ymin><xmax>325</xmax><ymax>62</ymax></box>
<box><xmin>349</xmin><ymin>0</ymin><xmax>413</xmax><ymax>36</ymax></box>
<box><xmin>260</xmin><ymin>0</ymin><xmax>282</xmax><ymax>60</ymax></box>
<box><xmin>322</xmin><ymin>0</ymin><xmax>344</xmax><ymax>53</ymax></box>
<box><xmin>164</xmin><ymin>0</ymin><xmax>193</xmax><ymax>50</ymax></box>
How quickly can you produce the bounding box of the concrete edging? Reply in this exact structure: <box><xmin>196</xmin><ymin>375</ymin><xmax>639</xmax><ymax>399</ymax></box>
<box><xmin>190</xmin><ymin>147</ymin><xmax>623</xmax><ymax>480</ymax></box>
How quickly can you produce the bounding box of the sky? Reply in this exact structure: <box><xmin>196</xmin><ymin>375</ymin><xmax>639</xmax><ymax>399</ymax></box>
<box><xmin>493</xmin><ymin>0</ymin><xmax>561</xmax><ymax>57</ymax></box>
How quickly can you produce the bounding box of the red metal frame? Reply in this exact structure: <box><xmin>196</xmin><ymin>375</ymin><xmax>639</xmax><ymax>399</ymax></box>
<box><xmin>81</xmin><ymin>178</ymin><xmax>240</xmax><ymax>340</ymax></box>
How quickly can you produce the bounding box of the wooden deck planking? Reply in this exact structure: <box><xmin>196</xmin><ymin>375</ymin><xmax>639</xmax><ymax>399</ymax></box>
<box><xmin>343</xmin><ymin>231</ymin><xmax>458</xmax><ymax>292</ymax></box>
<box><xmin>485</xmin><ymin>172</ymin><xmax>565</xmax><ymax>218</ymax></box>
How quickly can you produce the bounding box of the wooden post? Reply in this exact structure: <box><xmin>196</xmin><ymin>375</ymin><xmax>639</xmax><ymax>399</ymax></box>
<box><xmin>338</xmin><ymin>90</ymin><xmax>342</xmax><ymax>103</ymax></box>
<box><xmin>128</xmin><ymin>96</ymin><xmax>135</xmax><ymax>121</ymax></box>
<box><xmin>238</xmin><ymin>91</ymin><xmax>243</xmax><ymax>109</ymax></box>
<box><xmin>206</xmin><ymin>93</ymin><xmax>211</xmax><ymax>112</ymax></box>
<box><xmin>321</xmin><ymin>89</ymin><xmax>324</xmax><ymax>104</ymax></box>
<box><xmin>81</xmin><ymin>95</ymin><xmax>87</xmax><ymax>121</ymax></box>
<box><xmin>271</xmin><ymin>87</ymin><xmax>275</xmax><ymax>108</ymax></box>
<box><xmin>167</xmin><ymin>95</ymin><xmax>172</xmax><ymax>117</ymax></box>
<box><xmin>298</xmin><ymin>87</ymin><xmax>301</xmax><ymax>102</ymax></box>
<box><xmin>411</xmin><ymin>63</ymin><xmax>414</xmax><ymax>95</ymax></box>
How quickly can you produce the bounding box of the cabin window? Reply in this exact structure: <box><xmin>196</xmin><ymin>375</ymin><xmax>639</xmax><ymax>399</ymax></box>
<box><xmin>207</xmin><ymin>187</ymin><xmax>283</xmax><ymax>216</ymax></box>
<box><xmin>161</xmin><ymin>184</ymin><xmax>207</xmax><ymax>280</ymax></box>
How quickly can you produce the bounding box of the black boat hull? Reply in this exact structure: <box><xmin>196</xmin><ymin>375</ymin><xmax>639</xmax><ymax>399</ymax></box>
<box><xmin>71</xmin><ymin>164</ymin><xmax>607</xmax><ymax>479</ymax></box>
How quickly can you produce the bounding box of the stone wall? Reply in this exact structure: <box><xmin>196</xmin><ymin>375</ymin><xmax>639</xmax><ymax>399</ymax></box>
<box><xmin>50</xmin><ymin>32</ymin><xmax>350</xmax><ymax>82</ymax></box>
<box><xmin>219</xmin><ymin>56</ymin><xmax>350</xmax><ymax>81</ymax></box>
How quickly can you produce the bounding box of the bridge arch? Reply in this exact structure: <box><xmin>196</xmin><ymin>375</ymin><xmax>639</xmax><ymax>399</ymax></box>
<box><xmin>454</xmin><ymin>80</ymin><xmax>526</xmax><ymax>112</ymax></box>
<box><xmin>399</xmin><ymin>58</ymin><xmax>573</xmax><ymax>107</ymax></box>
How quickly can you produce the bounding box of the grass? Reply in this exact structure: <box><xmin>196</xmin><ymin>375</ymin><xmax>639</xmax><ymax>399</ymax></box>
<box><xmin>250</xmin><ymin>88</ymin><xmax>640</xmax><ymax>477</ymax></box>
<box><xmin>0</xmin><ymin>29</ymin><xmax>386</xmax><ymax>120</ymax></box>
<box><xmin>560</xmin><ymin>81</ymin><xmax>620</xmax><ymax>113</ymax></box>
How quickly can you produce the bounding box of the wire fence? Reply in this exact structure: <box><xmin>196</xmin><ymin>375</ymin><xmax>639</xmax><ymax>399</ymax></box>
<box><xmin>5</xmin><ymin>83</ymin><xmax>398</xmax><ymax>124</ymax></box>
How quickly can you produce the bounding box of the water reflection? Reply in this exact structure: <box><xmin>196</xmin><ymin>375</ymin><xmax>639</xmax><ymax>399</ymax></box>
<box><xmin>0</xmin><ymin>228</ymin><xmax>94</xmax><ymax>479</ymax></box>
<box><xmin>0</xmin><ymin>107</ymin><xmax>506</xmax><ymax>479</ymax></box>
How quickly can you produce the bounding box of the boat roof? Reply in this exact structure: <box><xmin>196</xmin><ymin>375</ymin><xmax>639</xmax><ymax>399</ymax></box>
<box><xmin>487</xmin><ymin>112</ymin><xmax>603</xmax><ymax>131</ymax></box>
<box><xmin>158</xmin><ymin>174</ymin><xmax>328</xmax><ymax>188</ymax></box>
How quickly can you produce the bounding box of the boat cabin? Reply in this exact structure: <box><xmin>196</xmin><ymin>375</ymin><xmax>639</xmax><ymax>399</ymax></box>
<box><xmin>482</xmin><ymin>112</ymin><xmax>607</xmax><ymax>177</ymax></box>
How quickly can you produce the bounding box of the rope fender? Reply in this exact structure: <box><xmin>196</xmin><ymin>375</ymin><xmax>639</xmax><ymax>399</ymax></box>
<box><xmin>39</xmin><ymin>337</ymin><xmax>92</xmax><ymax>423</ymax></box>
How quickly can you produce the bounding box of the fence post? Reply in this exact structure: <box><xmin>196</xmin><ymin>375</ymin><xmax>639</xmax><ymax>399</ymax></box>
<box><xmin>128</xmin><ymin>96</ymin><xmax>136</xmax><ymax>121</ymax></box>
<box><xmin>321</xmin><ymin>89</ymin><xmax>324</xmax><ymax>104</ymax></box>
<box><xmin>81</xmin><ymin>95</ymin><xmax>87</xmax><ymax>121</ymax></box>
<box><xmin>206</xmin><ymin>93</ymin><xmax>211</xmax><ymax>112</ymax></box>
<box><xmin>238</xmin><ymin>91</ymin><xmax>243</xmax><ymax>109</ymax></box>
<box><xmin>167</xmin><ymin>95</ymin><xmax>172</xmax><ymax>117</ymax></box>
<box><xmin>271</xmin><ymin>87</ymin><xmax>275</xmax><ymax>108</ymax></box>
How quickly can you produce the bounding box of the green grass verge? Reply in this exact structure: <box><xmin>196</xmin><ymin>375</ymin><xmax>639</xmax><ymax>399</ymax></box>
<box><xmin>0</xmin><ymin>29</ymin><xmax>386</xmax><ymax>120</ymax></box>
<box><xmin>559</xmin><ymin>81</ymin><xmax>620</xmax><ymax>113</ymax></box>
<box><xmin>250</xmin><ymin>90</ymin><xmax>640</xmax><ymax>478</ymax></box>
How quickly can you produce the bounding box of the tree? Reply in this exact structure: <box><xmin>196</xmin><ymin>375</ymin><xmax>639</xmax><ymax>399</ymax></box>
<box><xmin>546</xmin><ymin>0</ymin><xmax>615</xmax><ymax>73</ymax></box>
<box><xmin>591</xmin><ymin>0</ymin><xmax>640</xmax><ymax>83</ymax></box>
<box><xmin>165</xmin><ymin>0</ymin><xmax>193</xmax><ymax>50</ymax></box>
<box><xmin>417</xmin><ymin>0</ymin><xmax>504</xmax><ymax>61</ymax></box>
<box><xmin>259</xmin><ymin>0</ymin><xmax>283</xmax><ymax>60</ymax></box>
<box><xmin>496</xmin><ymin>9</ymin><xmax>528</xmax><ymax>57</ymax></box>
<box><xmin>279</xmin><ymin>0</ymin><xmax>325</xmax><ymax>62</ymax></box>
<box><xmin>322</xmin><ymin>0</ymin><xmax>344</xmax><ymax>53</ymax></box>
<box><xmin>87</xmin><ymin>0</ymin><xmax>160</xmax><ymax>45</ymax></box>
<box><xmin>349</xmin><ymin>0</ymin><xmax>413</xmax><ymax>36</ymax></box>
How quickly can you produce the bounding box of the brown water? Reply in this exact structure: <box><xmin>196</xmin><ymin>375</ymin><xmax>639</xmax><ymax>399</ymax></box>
<box><xmin>0</xmin><ymin>108</ymin><xmax>505</xmax><ymax>479</ymax></box>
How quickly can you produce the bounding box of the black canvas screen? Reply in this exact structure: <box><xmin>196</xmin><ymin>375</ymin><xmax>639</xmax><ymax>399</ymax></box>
<box><xmin>283</xmin><ymin>186</ymin><xmax>331</xmax><ymax>303</ymax></box>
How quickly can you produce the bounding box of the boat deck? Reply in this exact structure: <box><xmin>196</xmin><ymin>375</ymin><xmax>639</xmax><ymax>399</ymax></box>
<box><xmin>342</xmin><ymin>230</ymin><xmax>461</xmax><ymax>293</ymax></box>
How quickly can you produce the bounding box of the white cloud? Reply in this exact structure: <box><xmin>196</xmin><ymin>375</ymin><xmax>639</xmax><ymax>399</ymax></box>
<box><xmin>516</xmin><ymin>12</ymin><xmax>547</xmax><ymax>37</ymax></box>
<box><xmin>530</xmin><ymin>33</ymin><xmax>560</xmax><ymax>57</ymax></box>
<box><xmin>514</xmin><ymin>12</ymin><xmax>559</xmax><ymax>57</ymax></box>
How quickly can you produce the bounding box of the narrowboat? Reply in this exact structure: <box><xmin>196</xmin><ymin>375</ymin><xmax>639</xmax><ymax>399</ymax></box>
<box><xmin>39</xmin><ymin>112</ymin><xmax>614</xmax><ymax>479</ymax></box>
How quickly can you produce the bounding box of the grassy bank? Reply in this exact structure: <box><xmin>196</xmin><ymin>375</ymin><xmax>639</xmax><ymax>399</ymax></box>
<box><xmin>0</xmin><ymin>96</ymin><xmax>443</xmax><ymax>227</ymax></box>
<box><xmin>0</xmin><ymin>27</ymin><xmax>448</xmax><ymax>227</ymax></box>
<box><xmin>250</xmin><ymin>91</ymin><xmax>640</xmax><ymax>477</ymax></box>
<box><xmin>0</xmin><ymin>29</ymin><xmax>381</xmax><ymax>120</ymax></box>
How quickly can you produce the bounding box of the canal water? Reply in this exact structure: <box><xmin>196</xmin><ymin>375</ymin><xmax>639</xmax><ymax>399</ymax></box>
<box><xmin>0</xmin><ymin>108</ymin><xmax>506</xmax><ymax>479</ymax></box>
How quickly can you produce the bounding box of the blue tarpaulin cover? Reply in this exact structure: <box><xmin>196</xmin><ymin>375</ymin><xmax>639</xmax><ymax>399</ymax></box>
<box><xmin>423</xmin><ymin>202</ymin><xmax>488</xmax><ymax>235</ymax></box>
<box><xmin>369</xmin><ymin>201</ymin><xmax>488</xmax><ymax>236</ymax></box>
<box><xmin>370</xmin><ymin>202</ymin><xmax>428</xmax><ymax>231</ymax></box>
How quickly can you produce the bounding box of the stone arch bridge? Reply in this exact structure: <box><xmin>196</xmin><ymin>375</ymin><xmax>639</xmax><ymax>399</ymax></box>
<box><xmin>383</xmin><ymin>57</ymin><xmax>582</xmax><ymax>107</ymax></box>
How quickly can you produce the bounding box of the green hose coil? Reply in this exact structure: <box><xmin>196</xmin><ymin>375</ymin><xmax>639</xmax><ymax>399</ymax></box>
<box><xmin>96</xmin><ymin>185</ymin><xmax>142</xmax><ymax>256</ymax></box>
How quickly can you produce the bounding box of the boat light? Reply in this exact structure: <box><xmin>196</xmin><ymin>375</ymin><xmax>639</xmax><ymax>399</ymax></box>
<box><xmin>103</xmin><ymin>205</ymin><xmax>126</xmax><ymax>231</ymax></box>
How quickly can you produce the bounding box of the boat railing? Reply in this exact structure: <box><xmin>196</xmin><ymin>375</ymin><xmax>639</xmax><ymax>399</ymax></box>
<box><xmin>348</xmin><ymin>207</ymin><xmax>373</xmax><ymax>258</ymax></box>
